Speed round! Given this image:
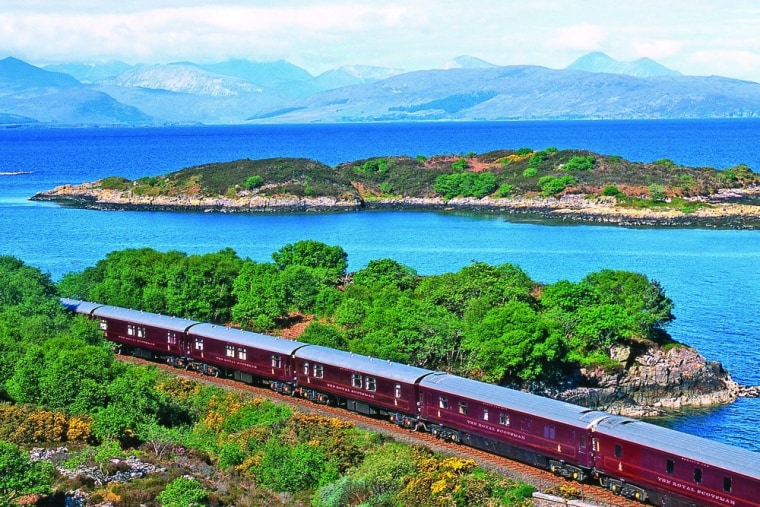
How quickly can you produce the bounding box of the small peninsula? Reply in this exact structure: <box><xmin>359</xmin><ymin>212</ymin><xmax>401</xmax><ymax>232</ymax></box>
<box><xmin>31</xmin><ymin>148</ymin><xmax>760</xmax><ymax>228</ymax></box>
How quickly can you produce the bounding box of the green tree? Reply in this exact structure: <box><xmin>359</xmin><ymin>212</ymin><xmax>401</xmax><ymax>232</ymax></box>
<box><xmin>156</xmin><ymin>476</ymin><xmax>208</xmax><ymax>507</ymax></box>
<box><xmin>272</xmin><ymin>240</ymin><xmax>348</xmax><ymax>285</ymax></box>
<box><xmin>648</xmin><ymin>183</ymin><xmax>667</xmax><ymax>201</ymax></box>
<box><xmin>232</xmin><ymin>262</ymin><xmax>287</xmax><ymax>330</ymax></box>
<box><xmin>244</xmin><ymin>175</ymin><xmax>264</xmax><ymax>189</ymax></box>
<box><xmin>353</xmin><ymin>258</ymin><xmax>418</xmax><ymax>291</ymax></box>
<box><xmin>0</xmin><ymin>441</ymin><xmax>53</xmax><ymax>506</ymax></box>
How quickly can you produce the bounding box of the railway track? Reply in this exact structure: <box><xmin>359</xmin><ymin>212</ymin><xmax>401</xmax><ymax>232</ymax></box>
<box><xmin>120</xmin><ymin>355</ymin><xmax>640</xmax><ymax>507</ymax></box>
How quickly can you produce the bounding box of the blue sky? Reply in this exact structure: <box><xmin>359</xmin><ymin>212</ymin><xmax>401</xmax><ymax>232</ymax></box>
<box><xmin>3</xmin><ymin>1</ymin><xmax>760</xmax><ymax>81</ymax></box>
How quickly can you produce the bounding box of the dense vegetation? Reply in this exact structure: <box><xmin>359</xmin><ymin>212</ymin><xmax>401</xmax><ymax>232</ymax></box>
<box><xmin>60</xmin><ymin>241</ymin><xmax>674</xmax><ymax>384</ymax></box>
<box><xmin>88</xmin><ymin>149</ymin><xmax>760</xmax><ymax>207</ymax></box>
<box><xmin>0</xmin><ymin>254</ymin><xmax>538</xmax><ymax>505</ymax></box>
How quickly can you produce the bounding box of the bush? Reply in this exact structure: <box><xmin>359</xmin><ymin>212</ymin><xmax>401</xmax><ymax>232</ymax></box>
<box><xmin>602</xmin><ymin>185</ymin><xmax>623</xmax><ymax>197</ymax></box>
<box><xmin>561</xmin><ymin>155</ymin><xmax>595</xmax><ymax>172</ymax></box>
<box><xmin>522</xmin><ymin>167</ymin><xmax>538</xmax><ymax>178</ymax></box>
<box><xmin>156</xmin><ymin>476</ymin><xmax>208</xmax><ymax>507</ymax></box>
<box><xmin>244</xmin><ymin>175</ymin><xmax>264</xmax><ymax>189</ymax></box>
<box><xmin>451</xmin><ymin>158</ymin><xmax>468</xmax><ymax>170</ymax></box>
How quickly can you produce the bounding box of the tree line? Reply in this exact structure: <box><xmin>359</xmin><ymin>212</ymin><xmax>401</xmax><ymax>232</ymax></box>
<box><xmin>59</xmin><ymin>240</ymin><xmax>674</xmax><ymax>385</ymax></box>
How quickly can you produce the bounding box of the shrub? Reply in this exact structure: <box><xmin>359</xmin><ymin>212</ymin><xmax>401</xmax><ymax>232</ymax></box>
<box><xmin>528</xmin><ymin>151</ymin><xmax>546</xmax><ymax>168</ymax></box>
<box><xmin>99</xmin><ymin>176</ymin><xmax>130</xmax><ymax>191</ymax></box>
<box><xmin>561</xmin><ymin>155</ymin><xmax>595</xmax><ymax>172</ymax></box>
<box><xmin>515</xmin><ymin>147</ymin><xmax>533</xmax><ymax>156</ymax></box>
<box><xmin>602</xmin><ymin>185</ymin><xmax>623</xmax><ymax>197</ymax></box>
<box><xmin>451</xmin><ymin>158</ymin><xmax>468</xmax><ymax>170</ymax></box>
<box><xmin>495</xmin><ymin>184</ymin><xmax>513</xmax><ymax>198</ymax></box>
<box><xmin>522</xmin><ymin>167</ymin><xmax>538</xmax><ymax>178</ymax></box>
<box><xmin>156</xmin><ymin>476</ymin><xmax>208</xmax><ymax>507</ymax></box>
<box><xmin>244</xmin><ymin>175</ymin><xmax>264</xmax><ymax>189</ymax></box>
<box><xmin>648</xmin><ymin>183</ymin><xmax>667</xmax><ymax>202</ymax></box>
<box><xmin>538</xmin><ymin>175</ymin><xmax>576</xmax><ymax>196</ymax></box>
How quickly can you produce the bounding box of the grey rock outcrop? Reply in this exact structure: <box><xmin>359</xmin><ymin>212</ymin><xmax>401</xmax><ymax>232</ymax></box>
<box><xmin>550</xmin><ymin>344</ymin><xmax>752</xmax><ymax>417</ymax></box>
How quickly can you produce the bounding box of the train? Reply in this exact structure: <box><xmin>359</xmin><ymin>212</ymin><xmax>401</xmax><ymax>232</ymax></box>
<box><xmin>61</xmin><ymin>298</ymin><xmax>760</xmax><ymax>507</ymax></box>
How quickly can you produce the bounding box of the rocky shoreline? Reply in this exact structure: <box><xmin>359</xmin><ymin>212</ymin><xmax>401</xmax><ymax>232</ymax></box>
<box><xmin>542</xmin><ymin>343</ymin><xmax>760</xmax><ymax>418</ymax></box>
<box><xmin>30</xmin><ymin>182</ymin><xmax>760</xmax><ymax>228</ymax></box>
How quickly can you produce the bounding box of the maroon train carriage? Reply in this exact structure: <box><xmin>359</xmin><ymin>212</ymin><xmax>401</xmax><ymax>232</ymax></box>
<box><xmin>591</xmin><ymin>414</ymin><xmax>760</xmax><ymax>507</ymax></box>
<box><xmin>186</xmin><ymin>323</ymin><xmax>308</xmax><ymax>392</ymax></box>
<box><xmin>418</xmin><ymin>372</ymin><xmax>609</xmax><ymax>482</ymax></box>
<box><xmin>61</xmin><ymin>298</ymin><xmax>104</xmax><ymax>317</ymax></box>
<box><xmin>293</xmin><ymin>345</ymin><xmax>434</xmax><ymax>423</ymax></box>
<box><xmin>89</xmin><ymin>304</ymin><xmax>201</xmax><ymax>361</ymax></box>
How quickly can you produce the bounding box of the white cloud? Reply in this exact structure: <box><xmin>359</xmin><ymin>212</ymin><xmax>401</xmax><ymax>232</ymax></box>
<box><xmin>2</xmin><ymin>1</ymin><xmax>760</xmax><ymax>81</ymax></box>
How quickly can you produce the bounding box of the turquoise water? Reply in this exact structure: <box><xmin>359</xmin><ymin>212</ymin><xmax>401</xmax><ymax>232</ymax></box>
<box><xmin>2</xmin><ymin>120</ymin><xmax>759</xmax><ymax>451</ymax></box>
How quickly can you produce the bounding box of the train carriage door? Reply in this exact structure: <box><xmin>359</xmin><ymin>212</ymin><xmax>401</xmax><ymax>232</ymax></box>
<box><xmin>575</xmin><ymin>430</ymin><xmax>589</xmax><ymax>465</ymax></box>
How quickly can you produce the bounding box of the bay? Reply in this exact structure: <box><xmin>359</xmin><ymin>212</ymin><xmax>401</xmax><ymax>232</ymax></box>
<box><xmin>1</xmin><ymin>119</ymin><xmax>759</xmax><ymax>452</ymax></box>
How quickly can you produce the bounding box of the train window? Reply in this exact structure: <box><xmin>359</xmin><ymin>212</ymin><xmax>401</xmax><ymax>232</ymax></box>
<box><xmin>580</xmin><ymin>435</ymin><xmax>587</xmax><ymax>449</ymax></box>
<box><xmin>271</xmin><ymin>355</ymin><xmax>282</xmax><ymax>368</ymax></box>
<box><xmin>499</xmin><ymin>413</ymin><xmax>510</xmax><ymax>426</ymax></box>
<box><xmin>483</xmin><ymin>408</ymin><xmax>489</xmax><ymax>421</ymax></box>
<box><xmin>366</xmin><ymin>377</ymin><xmax>376</xmax><ymax>392</ymax></box>
<box><xmin>694</xmin><ymin>468</ymin><xmax>702</xmax><ymax>484</ymax></box>
<box><xmin>226</xmin><ymin>345</ymin><xmax>235</xmax><ymax>358</ymax></box>
<box><xmin>137</xmin><ymin>327</ymin><xmax>146</xmax><ymax>338</ymax></box>
<box><xmin>238</xmin><ymin>348</ymin><xmax>247</xmax><ymax>361</ymax></box>
<box><xmin>666</xmin><ymin>459</ymin><xmax>674</xmax><ymax>475</ymax></box>
<box><xmin>394</xmin><ymin>384</ymin><xmax>402</xmax><ymax>398</ymax></box>
<box><xmin>167</xmin><ymin>331</ymin><xmax>177</xmax><ymax>345</ymax></box>
<box><xmin>99</xmin><ymin>320</ymin><xmax>107</xmax><ymax>330</ymax></box>
<box><xmin>351</xmin><ymin>374</ymin><xmax>362</xmax><ymax>388</ymax></box>
<box><xmin>303</xmin><ymin>362</ymin><xmax>310</xmax><ymax>375</ymax></box>
<box><xmin>458</xmin><ymin>402</ymin><xmax>468</xmax><ymax>415</ymax></box>
<box><xmin>544</xmin><ymin>425</ymin><xmax>556</xmax><ymax>440</ymax></box>
<box><xmin>313</xmin><ymin>364</ymin><xmax>324</xmax><ymax>378</ymax></box>
<box><xmin>723</xmin><ymin>477</ymin><xmax>732</xmax><ymax>493</ymax></box>
<box><xmin>194</xmin><ymin>337</ymin><xmax>204</xmax><ymax>351</ymax></box>
<box><xmin>127</xmin><ymin>325</ymin><xmax>135</xmax><ymax>336</ymax></box>
<box><xmin>614</xmin><ymin>444</ymin><xmax>622</xmax><ymax>459</ymax></box>
<box><xmin>439</xmin><ymin>396</ymin><xmax>448</xmax><ymax>409</ymax></box>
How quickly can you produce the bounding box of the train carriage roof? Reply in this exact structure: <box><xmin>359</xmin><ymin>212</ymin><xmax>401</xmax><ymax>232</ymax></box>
<box><xmin>420</xmin><ymin>372</ymin><xmax>609</xmax><ymax>427</ymax></box>
<box><xmin>91</xmin><ymin>305</ymin><xmax>200</xmax><ymax>333</ymax></box>
<box><xmin>594</xmin><ymin>415</ymin><xmax>760</xmax><ymax>478</ymax></box>
<box><xmin>188</xmin><ymin>323</ymin><xmax>307</xmax><ymax>356</ymax></box>
<box><xmin>295</xmin><ymin>345</ymin><xmax>435</xmax><ymax>384</ymax></box>
<box><xmin>60</xmin><ymin>298</ymin><xmax>103</xmax><ymax>315</ymax></box>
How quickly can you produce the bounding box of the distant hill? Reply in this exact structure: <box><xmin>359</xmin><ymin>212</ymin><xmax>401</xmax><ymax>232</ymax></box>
<box><xmin>313</xmin><ymin>65</ymin><xmax>407</xmax><ymax>90</ymax></box>
<box><xmin>43</xmin><ymin>61</ymin><xmax>133</xmax><ymax>83</ymax></box>
<box><xmin>3</xmin><ymin>54</ymin><xmax>760</xmax><ymax>125</ymax></box>
<box><xmin>250</xmin><ymin>65</ymin><xmax>760</xmax><ymax>122</ymax></box>
<box><xmin>440</xmin><ymin>55</ymin><xmax>498</xmax><ymax>69</ymax></box>
<box><xmin>0</xmin><ymin>57</ymin><xmax>150</xmax><ymax>125</ymax></box>
<box><xmin>567</xmin><ymin>52</ymin><xmax>681</xmax><ymax>77</ymax></box>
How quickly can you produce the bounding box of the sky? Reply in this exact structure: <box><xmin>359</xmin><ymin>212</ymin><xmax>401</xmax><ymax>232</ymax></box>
<box><xmin>3</xmin><ymin>1</ymin><xmax>760</xmax><ymax>81</ymax></box>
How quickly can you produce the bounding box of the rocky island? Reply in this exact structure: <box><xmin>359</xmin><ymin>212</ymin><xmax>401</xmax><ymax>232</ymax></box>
<box><xmin>31</xmin><ymin>148</ymin><xmax>760</xmax><ymax>228</ymax></box>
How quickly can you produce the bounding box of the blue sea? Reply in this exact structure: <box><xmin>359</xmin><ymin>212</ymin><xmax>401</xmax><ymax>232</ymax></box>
<box><xmin>2</xmin><ymin>119</ymin><xmax>759</xmax><ymax>452</ymax></box>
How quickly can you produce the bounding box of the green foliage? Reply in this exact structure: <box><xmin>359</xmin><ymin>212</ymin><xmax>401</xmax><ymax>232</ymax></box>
<box><xmin>545</xmin><ymin>146</ymin><xmax>558</xmax><ymax>154</ymax></box>
<box><xmin>0</xmin><ymin>441</ymin><xmax>54</xmax><ymax>505</ymax></box>
<box><xmin>272</xmin><ymin>240</ymin><xmax>348</xmax><ymax>285</ymax></box>
<box><xmin>99</xmin><ymin>176</ymin><xmax>131</xmax><ymax>190</ymax></box>
<box><xmin>257</xmin><ymin>441</ymin><xmax>339</xmax><ymax>493</ymax></box>
<box><xmin>561</xmin><ymin>155</ymin><xmax>595</xmax><ymax>172</ymax></box>
<box><xmin>156</xmin><ymin>476</ymin><xmax>208</xmax><ymax>507</ymax></box>
<box><xmin>244</xmin><ymin>174</ymin><xmax>264</xmax><ymax>189</ymax></box>
<box><xmin>354</xmin><ymin>158</ymin><xmax>389</xmax><ymax>174</ymax></box>
<box><xmin>653</xmin><ymin>158</ymin><xmax>677</xmax><ymax>168</ymax></box>
<box><xmin>495</xmin><ymin>183</ymin><xmax>513</xmax><ymax>197</ymax></box>
<box><xmin>538</xmin><ymin>175</ymin><xmax>576</xmax><ymax>196</ymax></box>
<box><xmin>602</xmin><ymin>185</ymin><xmax>623</xmax><ymax>197</ymax></box>
<box><xmin>451</xmin><ymin>158</ymin><xmax>468</xmax><ymax>170</ymax></box>
<box><xmin>353</xmin><ymin>258</ymin><xmax>418</xmax><ymax>291</ymax></box>
<box><xmin>232</xmin><ymin>262</ymin><xmax>287</xmax><ymax>330</ymax></box>
<box><xmin>528</xmin><ymin>151</ymin><xmax>546</xmax><ymax>168</ymax></box>
<box><xmin>522</xmin><ymin>167</ymin><xmax>538</xmax><ymax>178</ymax></box>
<box><xmin>648</xmin><ymin>183</ymin><xmax>667</xmax><ymax>201</ymax></box>
<box><xmin>515</xmin><ymin>147</ymin><xmax>533</xmax><ymax>156</ymax></box>
<box><xmin>433</xmin><ymin>172</ymin><xmax>497</xmax><ymax>199</ymax></box>
<box><xmin>416</xmin><ymin>154</ymin><xmax>427</xmax><ymax>162</ymax></box>
<box><xmin>300</xmin><ymin>322</ymin><xmax>348</xmax><ymax>349</ymax></box>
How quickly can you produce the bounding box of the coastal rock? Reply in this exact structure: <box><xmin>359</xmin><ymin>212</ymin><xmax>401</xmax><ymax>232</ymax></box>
<box><xmin>30</xmin><ymin>183</ymin><xmax>760</xmax><ymax>228</ymax></box>
<box><xmin>549</xmin><ymin>344</ymin><xmax>743</xmax><ymax>417</ymax></box>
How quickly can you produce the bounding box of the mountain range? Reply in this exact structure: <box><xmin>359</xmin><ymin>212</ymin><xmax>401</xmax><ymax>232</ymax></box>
<box><xmin>1</xmin><ymin>53</ymin><xmax>759</xmax><ymax>126</ymax></box>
